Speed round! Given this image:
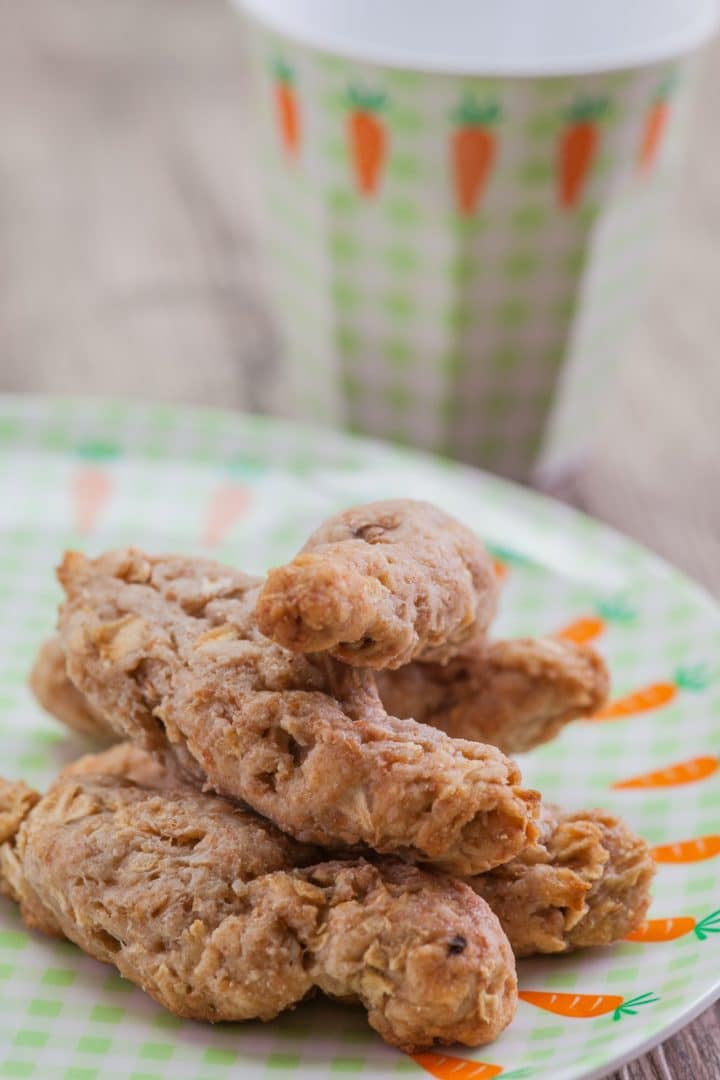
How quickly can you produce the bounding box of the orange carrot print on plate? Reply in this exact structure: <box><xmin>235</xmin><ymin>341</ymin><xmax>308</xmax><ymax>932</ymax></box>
<box><xmin>347</xmin><ymin>87</ymin><xmax>387</xmax><ymax>197</ymax></box>
<box><xmin>272</xmin><ymin>58</ymin><xmax>301</xmax><ymax>160</ymax></box>
<box><xmin>518</xmin><ymin>989</ymin><xmax>659</xmax><ymax>1021</ymax></box>
<box><xmin>613</xmin><ymin>755</ymin><xmax>719</xmax><ymax>790</ymax></box>
<box><xmin>485</xmin><ymin>543</ymin><xmax>535</xmax><ymax>582</ymax></box>
<box><xmin>557</xmin><ymin>98</ymin><xmax>608</xmax><ymax>209</ymax></box>
<box><xmin>556</xmin><ymin>596</ymin><xmax>635</xmax><ymax>644</ymax></box>
<box><xmin>590</xmin><ymin>664</ymin><xmax>710</xmax><ymax>721</ymax></box>
<box><xmin>411</xmin><ymin>1053</ymin><xmax>503</xmax><ymax>1080</ymax></box>
<box><xmin>638</xmin><ymin>73</ymin><xmax>675</xmax><ymax>173</ymax></box>
<box><xmin>201</xmin><ymin>484</ymin><xmax>251</xmax><ymax>547</ymax></box>
<box><xmin>72</xmin><ymin>441</ymin><xmax>119</xmax><ymax>533</ymax></box>
<box><xmin>652</xmin><ymin>835</ymin><xmax>720</xmax><ymax>865</ymax></box>
<box><xmin>451</xmin><ymin>98</ymin><xmax>501</xmax><ymax>216</ymax></box>
<box><xmin>626</xmin><ymin>908</ymin><xmax>720</xmax><ymax>943</ymax></box>
<box><xmin>492</xmin><ymin>557</ymin><xmax>508</xmax><ymax>582</ymax></box>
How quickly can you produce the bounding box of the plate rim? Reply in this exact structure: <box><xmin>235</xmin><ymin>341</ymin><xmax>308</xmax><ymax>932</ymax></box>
<box><xmin>1</xmin><ymin>389</ymin><xmax>718</xmax><ymax>619</ymax></box>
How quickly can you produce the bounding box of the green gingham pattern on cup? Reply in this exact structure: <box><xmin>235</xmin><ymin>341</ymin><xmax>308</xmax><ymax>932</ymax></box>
<box><xmin>0</xmin><ymin>394</ymin><xmax>719</xmax><ymax>1080</ymax></box>
<box><xmin>244</xmin><ymin>19</ymin><xmax>694</xmax><ymax>482</ymax></box>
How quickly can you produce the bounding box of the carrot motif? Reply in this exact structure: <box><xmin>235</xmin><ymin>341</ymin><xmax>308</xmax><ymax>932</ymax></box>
<box><xmin>411</xmin><ymin>1053</ymin><xmax>503</xmax><ymax>1079</ymax></box>
<box><xmin>451</xmin><ymin>99</ymin><xmax>501</xmax><ymax>216</ymax></box>
<box><xmin>613</xmin><ymin>755</ymin><xmax>719</xmax><ymax>790</ymax></box>
<box><xmin>557</xmin><ymin>98</ymin><xmax>608</xmax><ymax>209</ymax></box>
<box><xmin>72</xmin><ymin>441</ymin><xmax>119</xmax><ymax>533</ymax></box>
<box><xmin>652</xmin><ymin>835</ymin><xmax>720</xmax><ymax>865</ymax></box>
<box><xmin>639</xmin><ymin>101</ymin><xmax>669</xmax><ymax>173</ymax></box>
<box><xmin>519</xmin><ymin>989</ymin><xmax>658</xmax><ymax>1021</ymax></box>
<box><xmin>626</xmin><ymin>909</ymin><xmax>720</xmax><ymax>943</ymax></box>
<box><xmin>590</xmin><ymin>665</ymin><xmax>710</xmax><ymax>721</ymax></box>
<box><xmin>492</xmin><ymin>558</ymin><xmax>508</xmax><ymax>582</ymax></box>
<box><xmin>485</xmin><ymin>543</ymin><xmax>535</xmax><ymax>581</ymax></box>
<box><xmin>557</xmin><ymin>596</ymin><xmax>635</xmax><ymax>644</ymax></box>
<box><xmin>639</xmin><ymin>74</ymin><xmax>675</xmax><ymax>173</ymax></box>
<box><xmin>347</xmin><ymin>87</ymin><xmax>387</xmax><ymax>197</ymax></box>
<box><xmin>201</xmin><ymin>484</ymin><xmax>251</xmax><ymax>547</ymax></box>
<box><xmin>272</xmin><ymin>59</ymin><xmax>301</xmax><ymax>160</ymax></box>
<box><xmin>556</xmin><ymin>615</ymin><xmax>604</xmax><ymax>644</ymax></box>
<box><xmin>72</xmin><ymin>469</ymin><xmax>113</xmax><ymax>534</ymax></box>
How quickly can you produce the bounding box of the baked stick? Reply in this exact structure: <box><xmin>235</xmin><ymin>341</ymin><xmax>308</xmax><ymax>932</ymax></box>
<box><xmin>29</xmin><ymin>636</ymin><xmax>115</xmax><ymax>742</ymax></box>
<box><xmin>0</xmin><ymin>745</ymin><xmax>517</xmax><ymax>1051</ymax></box>
<box><xmin>57</xmin><ymin>549</ymin><xmax>538</xmax><ymax>875</ymax></box>
<box><xmin>31</xmin><ymin>633</ymin><xmax>608</xmax><ymax>758</ymax></box>
<box><xmin>23</xmin><ymin>661</ymin><xmax>647</xmax><ymax>958</ymax></box>
<box><xmin>378</xmin><ymin>637</ymin><xmax>609</xmax><ymax>754</ymax></box>
<box><xmin>469</xmin><ymin>804</ymin><xmax>654</xmax><ymax>957</ymax></box>
<box><xmin>256</xmin><ymin>500</ymin><xmax>499</xmax><ymax>669</ymax></box>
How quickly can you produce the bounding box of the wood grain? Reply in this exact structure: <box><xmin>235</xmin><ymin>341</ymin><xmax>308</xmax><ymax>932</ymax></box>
<box><xmin>0</xmin><ymin>1</ymin><xmax>718</xmax><ymax>1075</ymax></box>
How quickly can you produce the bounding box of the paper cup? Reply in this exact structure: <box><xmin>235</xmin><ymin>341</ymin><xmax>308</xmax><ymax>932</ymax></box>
<box><xmin>235</xmin><ymin>1</ymin><xmax>718</xmax><ymax>482</ymax></box>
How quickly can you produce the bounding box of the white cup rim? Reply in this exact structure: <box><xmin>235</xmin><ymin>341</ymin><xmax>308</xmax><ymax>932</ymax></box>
<box><xmin>234</xmin><ymin>0</ymin><xmax>719</xmax><ymax>76</ymax></box>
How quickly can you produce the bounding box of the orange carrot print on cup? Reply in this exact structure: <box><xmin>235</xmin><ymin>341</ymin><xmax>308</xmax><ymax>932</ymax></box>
<box><xmin>557</xmin><ymin>98</ymin><xmax>608</xmax><ymax>209</ymax></box>
<box><xmin>613</xmin><ymin>755</ymin><xmax>719</xmax><ymax>790</ymax></box>
<box><xmin>589</xmin><ymin>665</ymin><xmax>710</xmax><ymax>721</ymax></box>
<box><xmin>638</xmin><ymin>73</ymin><xmax>675</xmax><ymax>173</ymax></box>
<box><xmin>451</xmin><ymin>98</ymin><xmax>501</xmax><ymax>215</ymax></box>
<box><xmin>519</xmin><ymin>989</ymin><xmax>659</xmax><ymax>1021</ymax></box>
<box><xmin>627</xmin><ymin>909</ymin><xmax>720</xmax><ymax>943</ymax></box>
<box><xmin>347</xmin><ymin>87</ymin><xmax>388</xmax><ymax>197</ymax></box>
<box><xmin>272</xmin><ymin>59</ymin><xmax>301</xmax><ymax>160</ymax></box>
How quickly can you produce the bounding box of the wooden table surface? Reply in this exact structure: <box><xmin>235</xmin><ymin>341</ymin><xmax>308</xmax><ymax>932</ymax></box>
<box><xmin>1</xmin><ymin>2</ymin><xmax>719</xmax><ymax>1075</ymax></box>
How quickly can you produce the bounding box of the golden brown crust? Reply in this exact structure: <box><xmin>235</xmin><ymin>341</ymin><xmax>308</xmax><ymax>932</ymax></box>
<box><xmin>470</xmin><ymin>804</ymin><xmax>654</xmax><ymax>957</ymax></box>
<box><xmin>28</xmin><ymin>636</ymin><xmax>115</xmax><ymax>742</ymax></box>
<box><xmin>60</xmin><ymin>740</ymin><xmax>180</xmax><ymax>788</ymax></box>
<box><xmin>256</xmin><ymin>500</ymin><xmax>499</xmax><ymax>669</ymax></box>
<box><xmin>378</xmin><ymin>637</ymin><xmax>609</xmax><ymax>753</ymax></box>
<box><xmin>0</xmin><ymin>779</ymin><xmax>39</xmax><ymax>848</ymax></box>
<box><xmin>0</xmin><ymin>778</ymin><xmax>55</xmax><ymax>936</ymax></box>
<box><xmin>0</xmin><ymin>746</ymin><xmax>517</xmax><ymax>1050</ymax></box>
<box><xmin>56</xmin><ymin>549</ymin><xmax>538</xmax><ymax>875</ymax></box>
<box><xmin>34</xmin><ymin>633</ymin><xmax>609</xmax><ymax>760</ymax></box>
<box><xmin>36</xmin><ymin>631</ymin><xmax>608</xmax><ymax>765</ymax></box>
<box><xmin>561</xmin><ymin>809</ymin><xmax>655</xmax><ymax>951</ymax></box>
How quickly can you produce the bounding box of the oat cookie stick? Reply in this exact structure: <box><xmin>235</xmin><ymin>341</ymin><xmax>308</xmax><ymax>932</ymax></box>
<box><xmin>29</xmin><ymin>636</ymin><xmax>116</xmax><ymax>742</ymax></box>
<box><xmin>57</xmin><ymin>549</ymin><xmax>538</xmax><ymax>874</ymax></box>
<box><xmin>470</xmin><ymin>804</ymin><xmax>654</xmax><ymax>957</ymax></box>
<box><xmin>256</xmin><ymin>500</ymin><xmax>499</xmax><ymax>669</ymax></box>
<box><xmin>0</xmin><ymin>746</ymin><xmax>517</xmax><ymax>1051</ymax></box>
<box><xmin>33</xmin><ymin>633</ymin><xmax>608</xmax><ymax>758</ymax></box>
<box><xmin>23</xmin><ymin>671</ymin><xmax>643</xmax><ymax>961</ymax></box>
<box><xmin>378</xmin><ymin>637</ymin><xmax>609</xmax><ymax>754</ymax></box>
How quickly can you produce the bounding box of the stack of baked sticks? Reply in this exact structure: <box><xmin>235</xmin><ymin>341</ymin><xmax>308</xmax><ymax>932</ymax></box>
<box><xmin>1</xmin><ymin>500</ymin><xmax>654</xmax><ymax>1052</ymax></box>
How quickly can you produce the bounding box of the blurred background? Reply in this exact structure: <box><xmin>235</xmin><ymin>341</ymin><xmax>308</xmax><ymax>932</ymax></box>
<box><xmin>1</xmin><ymin>0</ymin><xmax>718</xmax><ymax>598</ymax></box>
